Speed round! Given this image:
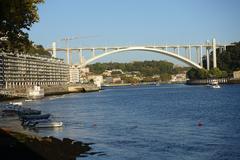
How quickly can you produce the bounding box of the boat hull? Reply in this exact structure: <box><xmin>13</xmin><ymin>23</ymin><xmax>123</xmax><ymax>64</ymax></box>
<box><xmin>20</xmin><ymin>113</ymin><xmax>51</xmax><ymax>121</ymax></box>
<box><xmin>34</xmin><ymin>122</ymin><xmax>63</xmax><ymax>128</ymax></box>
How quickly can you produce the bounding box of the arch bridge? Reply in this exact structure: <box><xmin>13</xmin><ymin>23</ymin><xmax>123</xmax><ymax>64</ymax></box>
<box><xmin>47</xmin><ymin>38</ymin><xmax>228</xmax><ymax>70</ymax></box>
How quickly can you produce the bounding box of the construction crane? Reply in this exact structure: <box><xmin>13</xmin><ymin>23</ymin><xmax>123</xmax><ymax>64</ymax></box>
<box><xmin>53</xmin><ymin>35</ymin><xmax>99</xmax><ymax>64</ymax></box>
<box><xmin>60</xmin><ymin>35</ymin><xmax>99</xmax><ymax>48</ymax></box>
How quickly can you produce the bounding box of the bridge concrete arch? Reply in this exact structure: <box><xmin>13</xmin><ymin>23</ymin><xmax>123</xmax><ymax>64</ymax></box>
<box><xmin>80</xmin><ymin>47</ymin><xmax>202</xmax><ymax>69</ymax></box>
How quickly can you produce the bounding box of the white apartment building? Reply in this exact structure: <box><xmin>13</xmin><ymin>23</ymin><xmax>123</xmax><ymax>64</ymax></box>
<box><xmin>0</xmin><ymin>52</ymin><xmax>69</xmax><ymax>89</ymax></box>
<box><xmin>69</xmin><ymin>65</ymin><xmax>80</xmax><ymax>83</ymax></box>
<box><xmin>69</xmin><ymin>65</ymin><xmax>90</xmax><ymax>83</ymax></box>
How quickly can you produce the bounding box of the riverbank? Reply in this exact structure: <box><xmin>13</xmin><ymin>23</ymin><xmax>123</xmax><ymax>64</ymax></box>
<box><xmin>186</xmin><ymin>78</ymin><xmax>240</xmax><ymax>85</ymax></box>
<box><xmin>0</xmin><ymin>127</ymin><xmax>91</xmax><ymax>160</ymax></box>
<box><xmin>0</xmin><ymin>107</ymin><xmax>91</xmax><ymax>160</ymax></box>
<box><xmin>0</xmin><ymin>84</ymin><xmax>100</xmax><ymax>101</ymax></box>
<box><xmin>0</xmin><ymin>98</ymin><xmax>92</xmax><ymax>160</ymax></box>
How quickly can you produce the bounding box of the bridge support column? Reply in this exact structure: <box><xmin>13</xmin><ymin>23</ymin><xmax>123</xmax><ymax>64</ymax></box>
<box><xmin>52</xmin><ymin>42</ymin><xmax>56</xmax><ymax>58</ymax></box>
<box><xmin>223</xmin><ymin>45</ymin><xmax>227</xmax><ymax>51</ymax></box>
<box><xmin>188</xmin><ymin>45</ymin><xmax>191</xmax><ymax>60</ymax></box>
<box><xmin>164</xmin><ymin>46</ymin><xmax>168</xmax><ymax>51</ymax></box>
<box><xmin>219</xmin><ymin>47</ymin><xmax>224</xmax><ymax>53</ymax></box>
<box><xmin>206</xmin><ymin>48</ymin><xmax>210</xmax><ymax>70</ymax></box>
<box><xmin>196</xmin><ymin>47</ymin><xmax>200</xmax><ymax>65</ymax></box>
<box><xmin>212</xmin><ymin>38</ymin><xmax>217</xmax><ymax>68</ymax></box>
<box><xmin>177</xmin><ymin>46</ymin><xmax>180</xmax><ymax>55</ymax></box>
<box><xmin>66</xmin><ymin>48</ymin><xmax>69</xmax><ymax>64</ymax></box>
<box><xmin>69</xmin><ymin>49</ymin><xmax>72</xmax><ymax>65</ymax></box>
<box><xmin>200</xmin><ymin>45</ymin><xmax>203</xmax><ymax>67</ymax></box>
<box><xmin>92</xmin><ymin>49</ymin><xmax>95</xmax><ymax>58</ymax></box>
<box><xmin>79</xmin><ymin>49</ymin><xmax>83</xmax><ymax>64</ymax></box>
<box><xmin>173</xmin><ymin>48</ymin><xmax>176</xmax><ymax>54</ymax></box>
<box><xmin>185</xmin><ymin>47</ymin><xmax>188</xmax><ymax>58</ymax></box>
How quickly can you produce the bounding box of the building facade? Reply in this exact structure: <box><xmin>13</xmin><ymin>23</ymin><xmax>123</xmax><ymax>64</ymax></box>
<box><xmin>69</xmin><ymin>65</ymin><xmax>80</xmax><ymax>83</ymax></box>
<box><xmin>170</xmin><ymin>73</ymin><xmax>187</xmax><ymax>83</ymax></box>
<box><xmin>233</xmin><ymin>70</ymin><xmax>240</xmax><ymax>79</ymax></box>
<box><xmin>87</xmin><ymin>75</ymin><xmax>103</xmax><ymax>88</ymax></box>
<box><xmin>0</xmin><ymin>55</ymin><xmax>4</xmax><ymax>88</ymax></box>
<box><xmin>0</xmin><ymin>53</ymin><xmax>69</xmax><ymax>89</ymax></box>
<box><xmin>69</xmin><ymin>65</ymin><xmax>90</xmax><ymax>83</ymax></box>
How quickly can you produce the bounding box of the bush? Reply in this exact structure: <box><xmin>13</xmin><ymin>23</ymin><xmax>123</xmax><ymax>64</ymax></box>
<box><xmin>187</xmin><ymin>68</ymin><xmax>208</xmax><ymax>80</ymax></box>
<box><xmin>208</xmin><ymin>68</ymin><xmax>222</xmax><ymax>78</ymax></box>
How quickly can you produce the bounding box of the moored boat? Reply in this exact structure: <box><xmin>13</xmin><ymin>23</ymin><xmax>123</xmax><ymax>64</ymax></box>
<box><xmin>33</xmin><ymin>121</ymin><xmax>63</xmax><ymax>128</ymax></box>
<box><xmin>9</xmin><ymin>101</ymin><xmax>23</xmax><ymax>106</ymax></box>
<box><xmin>25</xmin><ymin>119</ymin><xmax>63</xmax><ymax>128</ymax></box>
<box><xmin>20</xmin><ymin>113</ymin><xmax>51</xmax><ymax>121</ymax></box>
<box><xmin>209</xmin><ymin>80</ymin><xmax>221</xmax><ymax>88</ymax></box>
<box><xmin>18</xmin><ymin>108</ymin><xmax>41</xmax><ymax>116</ymax></box>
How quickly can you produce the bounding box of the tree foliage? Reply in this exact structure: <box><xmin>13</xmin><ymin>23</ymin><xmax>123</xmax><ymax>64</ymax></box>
<box><xmin>203</xmin><ymin>42</ymin><xmax>240</xmax><ymax>73</ymax></box>
<box><xmin>0</xmin><ymin>0</ymin><xmax>44</xmax><ymax>53</ymax></box>
<box><xmin>208</xmin><ymin>68</ymin><xmax>223</xmax><ymax>78</ymax></box>
<box><xmin>28</xmin><ymin>44</ymin><xmax>51</xmax><ymax>57</ymax></box>
<box><xmin>88</xmin><ymin>60</ymin><xmax>188</xmax><ymax>76</ymax></box>
<box><xmin>187</xmin><ymin>68</ymin><xmax>208</xmax><ymax>80</ymax></box>
<box><xmin>186</xmin><ymin>67</ymin><xmax>227</xmax><ymax>80</ymax></box>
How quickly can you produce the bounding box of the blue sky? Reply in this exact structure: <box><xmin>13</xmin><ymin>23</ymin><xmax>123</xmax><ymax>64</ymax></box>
<box><xmin>28</xmin><ymin>0</ymin><xmax>240</xmax><ymax>65</ymax></box>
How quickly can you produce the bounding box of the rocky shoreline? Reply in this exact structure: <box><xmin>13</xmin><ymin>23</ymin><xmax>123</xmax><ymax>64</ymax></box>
<box><xmin>0</xmin><ymin>127</ymin><xmax>91</xmax><ymax>160</ymax></box>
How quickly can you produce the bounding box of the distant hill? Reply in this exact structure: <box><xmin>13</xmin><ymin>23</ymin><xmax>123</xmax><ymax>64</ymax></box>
<box><xmin>87</xmin><ymin>60</ymin><xmax>189</xmax><ymax>76</ymax></box>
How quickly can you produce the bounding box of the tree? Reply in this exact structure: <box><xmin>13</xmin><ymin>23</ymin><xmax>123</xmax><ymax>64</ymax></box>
<box><xmin>160</xmin><ymin>73</ymin><xmax>171</xmax><ymax>82</ymax></box>
<box><xmin>186</xmin><ymin>68</ymin><xmax>208</xmax><ymax>80</ymax></box>
<box><xmin>202</xmin><ymin>42</ymin><xmax>240</xmax><ymax>73</ymax></box>
<box><xmin>187</xmin><ymin>68</ymin><xmax>198</xmax><ymax>80</ymax></box>
<box><xmin>208</xmin><ymin>68</ymin><xmax>222</xmax><ymax>78</ymax></box>
<box><xmin>0</xmin><ymin>0</ymin><xmax>44</xmax><ymax>53</ymax></box>
<box><xmin>196</xmin><ymin>68</ymin><xmax>208</xmax><ymax>79</ymax></box>
<box><xmin>28</xmin><ymin>44</ymin><xmax>51</xmax><ymax>57</ymax></box>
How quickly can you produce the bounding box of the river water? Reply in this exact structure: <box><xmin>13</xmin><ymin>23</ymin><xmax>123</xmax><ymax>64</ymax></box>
<box><xmin>20</xmin><ymin>84</ymin><xmax>240</xmax><ymax>159</ymax></box>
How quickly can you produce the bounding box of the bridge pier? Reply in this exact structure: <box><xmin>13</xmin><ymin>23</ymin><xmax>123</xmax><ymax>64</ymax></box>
<box><xmin>200</xmin><ymin>45</ymin><xmax>203</xmax><ymax>67</ymax></box>
<box><xmin>188</xmin><ymin>45</ymin><xmax>191</xmax><ymax>60</ymax></box>
<box><xmin>52</xmin><ymin>42</ymin><xmax>57</xmax><ymax>58</ymax></box>
<box><xmin>79</xmin><ymin>49</ymin><xmax>83</xmax><ymax>64</ymax></box>
<box><xmin>206</xmin><ymin>48</ymin><xmax>210</xmax><ymax>70</ymax></box>
<box><xmin>196</xmin><ymin>47</ymin><xmax>200</xmax><ymax>65</ymax></box>
<box><xmin>66</xmin><ymin>48</ymin><xmax>70</xmax><ymax>64</ymax></box>
<box><xmin>92</xmin><ymin>49</ymin><xmax>96</xmax><ymax>58</ymax></box>
<box><xmin>212</xmin><ymin>38</ymin><xmax>217</xmax><ymax>68</ymax></box>
<box><xmin>69</xmin><ymin>49</ymin><xmax>72</xmax><ymax>65</ymax></box>
<box><xmin>184</xmin><ymin>47</ymin><xmax>188</xmax><ymax>58</ymax></box>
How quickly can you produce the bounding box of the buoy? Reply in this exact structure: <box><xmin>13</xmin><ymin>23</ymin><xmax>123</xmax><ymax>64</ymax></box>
<box><xmin>197</xmin><ymin>122</ymin><xmax>203</xmax><ymax>127</ymax></box>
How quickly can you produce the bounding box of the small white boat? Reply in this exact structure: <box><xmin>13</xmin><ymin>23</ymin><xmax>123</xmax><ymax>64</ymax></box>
<box><xmin>209</xmin><ymin>80</ymin><xmax>221</xmax><ymax>89</ymax></box>
<box><xmin>33</xmin><ymin>121</ymin><xmax>63</xmax><ymax>128</ymax></box>
<box><xmin>25</xmin><ymin>99</ymin><xmax>33</xmax><ymax>102</ymax></box>
<box><xmin>212</xmin><ymin>85</ymin><xmax>221</xmax><ymax>88</ymax></box>
<box><xmin>9</xmin><ymin>102</ymin><xmax>23</xmax><ymax>106</ymax></box>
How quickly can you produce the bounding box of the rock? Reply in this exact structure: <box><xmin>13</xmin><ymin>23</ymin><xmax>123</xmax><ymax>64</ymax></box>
<box><xmin>0</xmin><ymin>128</ymin><xmax>91</xmax><ymax>160</ymax></box>
<box><xmin>62</xmin><ymin>137</ymin><xmax>74</xmax><ymax>144</ymax></box>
